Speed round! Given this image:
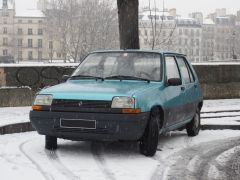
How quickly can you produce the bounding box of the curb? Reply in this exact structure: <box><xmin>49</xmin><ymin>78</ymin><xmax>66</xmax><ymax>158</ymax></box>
<box><xmin>0</xmin><ymin>122</ymin><xmax>35</xmax><ymax>135</ymax></box>
<box><xmin>201</xmin><ymin>124</ymin><xmax>240</xmax><ymax>130</ymax></box>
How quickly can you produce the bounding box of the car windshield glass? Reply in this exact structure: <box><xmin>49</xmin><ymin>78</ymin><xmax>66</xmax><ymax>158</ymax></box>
<box><xmin>71</xmin><ymin>52</ymin><xmax>161</xmax><ymax>81</ymax></box>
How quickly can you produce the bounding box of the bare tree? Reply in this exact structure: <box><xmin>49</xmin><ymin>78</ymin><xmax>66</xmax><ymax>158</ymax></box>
<box><xmin>44</xmin><ymin>0</ymin><xmax>119</xmax><ymax>62</ymax></box>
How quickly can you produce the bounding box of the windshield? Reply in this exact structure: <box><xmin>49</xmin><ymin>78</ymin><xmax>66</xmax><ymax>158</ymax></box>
<box><xmin>72</xmin><ymin>52</ymin><xmax>162</xmax><ymax>81</ymax></box>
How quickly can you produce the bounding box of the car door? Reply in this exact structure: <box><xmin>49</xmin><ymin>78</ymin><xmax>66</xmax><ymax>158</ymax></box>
<box><xmin>164</xmin><ymin>55</ymin><xmax>186</xmax><ymax>127</ymax></box>
<box><xmin>175</xmin><ymin>56</ymin><xmax>197</xmax><ymax>121</ymax></box>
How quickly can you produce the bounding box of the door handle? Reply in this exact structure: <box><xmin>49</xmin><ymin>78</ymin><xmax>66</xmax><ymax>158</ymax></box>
<box><xmin>181</xmin><ymin>86</ymin><xmax>185</xmax><ymax>91</ymax></box>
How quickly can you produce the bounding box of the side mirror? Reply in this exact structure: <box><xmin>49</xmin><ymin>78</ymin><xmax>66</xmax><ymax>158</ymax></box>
<box><xmin>167</xmin><ymin>78</ymin><xmax>182</xmax><ymax>86</ymax></box>
<box><xmin>62</xmin><ymin>75</ymin><xmax>70</xmax><ymax>82</ymax></box>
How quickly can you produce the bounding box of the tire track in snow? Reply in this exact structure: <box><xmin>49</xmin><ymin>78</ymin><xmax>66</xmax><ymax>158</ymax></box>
<box><xmin>91</xmin><ymin>142</ymin><xmax>115</xmax><ymax>180</ymax></box>
<box><xmin>45</xmin><ymin>149</ymin><xmax>81</xmax><ymax>180</ymax></box>
<box><xmin>19</xmin><ymin>140</ymin><xmax>54</xmax><ymax>180</ymax></box>
<box><xmin>152</xmin><ymin>137</ymin><xmax>240</xmax><ymax>180</ymax></box>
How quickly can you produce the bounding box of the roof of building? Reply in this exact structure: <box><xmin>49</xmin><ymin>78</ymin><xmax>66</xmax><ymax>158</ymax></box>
<box><xmin>139</xmin><ymin>9</ymin><xmax>175</xmax><ymax>21</ymax></box>
<box><xmin>176</xmin><ymin>17</ymin><xmax>201</xmax><ymax>27</ymax></box>
<box><xmin>203</xmin><ymin>18</ymin><xmax>215</xmax><ymax>25</ymax></box>
<box><xmin>15</xmin><ymin>9</ymin><xmax>45</xmax><ymax>18</ymax></box>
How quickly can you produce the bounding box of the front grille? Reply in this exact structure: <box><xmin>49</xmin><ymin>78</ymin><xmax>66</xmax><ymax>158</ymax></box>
<box><xmin>52</xmin><ymin>99</ymin><xmax>112</xmax><ymax>109</ymax></box>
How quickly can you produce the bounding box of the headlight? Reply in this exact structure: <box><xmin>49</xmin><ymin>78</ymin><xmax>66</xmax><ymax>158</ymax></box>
<box><xmin>33</xmin><ymin>95</ymin><xmax>53</xmax><ymax>106</ymax></box>
<box><xmin>111</xmin><ymin>97</ymin><xmax>135</xmax><ymax>108</ymax></box>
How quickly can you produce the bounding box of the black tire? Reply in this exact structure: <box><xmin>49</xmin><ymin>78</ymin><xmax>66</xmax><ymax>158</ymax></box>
<box><xmin>186</xmin><ymin>109</ymin><xmax>201</xmax><ymax>136</ymax></box>
<box><xmin>139</xmin><ymin>110</ymin><xmax>160</xmax><ymax>157</ymax></box>
<box><xmin>45</xmin><ymin>136</ymin><xmax>57</xmax><ymax>150</ymax></box>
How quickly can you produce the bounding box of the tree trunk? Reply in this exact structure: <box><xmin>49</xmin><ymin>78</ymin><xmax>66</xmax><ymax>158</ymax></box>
<box><xmin>117</xmin><ymin>0</ymin><xmax>139</xmax><ymax>49</ymax></box>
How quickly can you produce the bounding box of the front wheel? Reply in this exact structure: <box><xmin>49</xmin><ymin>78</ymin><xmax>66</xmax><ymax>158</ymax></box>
<box><xmin>186</xmin><ymin>109</ymin><xmax>201</xmax><ymax>136</ymax></box>
<box><xmin>45</xmin><ymin>136</ymin><xmax>57</xmax><ymax>150</ymax></box>
<box><xmin>139</xmin><ymin>111</ymin><xmax>160</xmax><ymax>157</ymax></box>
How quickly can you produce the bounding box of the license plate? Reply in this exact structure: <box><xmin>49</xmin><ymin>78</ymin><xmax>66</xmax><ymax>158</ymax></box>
<box><xmin>60</xmin><ymin>118</ymin><xmax>96</xmax><ymax>129</ymax></box>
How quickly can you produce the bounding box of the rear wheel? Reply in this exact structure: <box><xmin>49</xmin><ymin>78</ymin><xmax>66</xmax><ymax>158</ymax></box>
<box><xmin>186</xmin><ymin>109</ymin><xmax>201</xmax><ymax>136</ymax></box>
<box><xmin>139</xmin><ymin>110</ymin><xmax>160</xmax><ymax>157</ymax></box>
<box><xmin>45</xmin><ymin>136</ymin><xmax>57</xmax><ymax>150</ymax></box>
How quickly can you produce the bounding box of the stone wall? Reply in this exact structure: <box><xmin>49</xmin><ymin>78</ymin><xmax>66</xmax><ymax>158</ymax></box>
<box><xmin>0</xmin><ymin>64</ymin><xmax>240</xmax><ymax>106</ymax></box>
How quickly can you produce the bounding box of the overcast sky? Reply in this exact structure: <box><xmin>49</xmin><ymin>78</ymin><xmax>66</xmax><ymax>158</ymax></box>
<box><xmin>13</xmin><ymin>0</ymin><xmax>240</xmax><ymax>18</ymax></box>
<box><xmin>139</xmin><ymin>0</ymin><xmax>240</xmax><ymax>17</ymax></box>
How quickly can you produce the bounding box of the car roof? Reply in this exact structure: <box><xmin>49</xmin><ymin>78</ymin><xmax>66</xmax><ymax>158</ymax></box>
<box><xmin>91</xmin><ymin>49</ymin><xmax>186</xmax><ymax>57</ymax></box>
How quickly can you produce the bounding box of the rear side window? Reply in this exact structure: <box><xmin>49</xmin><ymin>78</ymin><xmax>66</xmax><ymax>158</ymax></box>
<box><xmin>176</xmin><ymin>57</ymin><xmax>193</xmax><ymax>84</ymax></box>
<box><xmin>165</xmin><ymin>56</ymin><xmax>180</xmax><ymax>80</ymax></box>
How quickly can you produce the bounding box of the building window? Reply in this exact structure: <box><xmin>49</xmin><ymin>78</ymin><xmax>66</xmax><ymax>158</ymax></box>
<box><xmin>144</xmin><ymin>39</ymin><xmax>148</xmax><ymax>45</ymax></box>
<box><xmin>38</xmin><ymin>51</ymin><xmax>42</xmax><ymax>60</ymax></box>
<box><xmin>49</xmin><ymin>41</ymin><xmax>53</xmax><ymax>49</ymax></box>
<box><xmin>196</xmin><ymin>39</ymin><xmax>200</xmax><ymax>46</ymax></box>
<box><xmin>28</xmin><ymin>39</ymin><xmax>33</xmax><ymax>47</ymax></box>
<box><xmin>28</xmin><ymin>51</ymin><xmax>33</xmax><ymax>60</ymax></box>
<box><xmin>179</xmin><ymin>29</ymin><xmax>182</xmax><ymax>35</ymax></box>
<box><xmin>184</xmin><ymin>39</ymin><xmax>188</xmax><ymax>45</ymax></box>
<box><xmin>191</xmin><ymin>39</ymin><xmax>194</xmax><ymax>46</ymax></box>
<box><xmin>191</xmin><ymin>29</ymin><xmax>194</xmax><ymax>36</ymax></box>
<box><xmin>18</xmin><ymin>39</ymin><xmax>23</xmax><ymax>46</ymax></box>
<box><xmin>3</xmin><ymin>27</ymin><xmax>7</xmax><ymax>34</ymax></box>
<box><xmin>38</xmin><ymin>39</ymin><xmax>43</xmax><ymax>48</ymax></box>
<box><xmin>3</xmin><ymin>37</ymin><xmax>8</xmax><ymax>45</ymax></box>
<box><xmin>18</xmin><ymin>51</ymin><xmax>22</xmax><ymax>60</ymax></box>
<box><xmin>18</xmin><ymin>19</ymin><xmax>22</xmax><ymax>23</ymax></box>
<box><xmin>57</xmin><ymin>53</ymin><xmax>61</xmax><ymax>58</ymax></box>
<box><xmin>28</xmin><ymin>28</ymin><xmax>33</xmax><ymax>35</ymax></box>
<box><xmin>184</xmin><ymin>29</ymin><xmax>188</xmax><ymax>35</ymax></box>
<box><xmin>3</xmin><ymin>18</ymin><xmax>7</xmax><ymax>24</ymax></box>
<box><xmin>144</xmin><ymin>30</ymin><xmax>147</xmax><ymax>36</ymax></box>
<box><xmin>18</xmin><ymin>28</ymin><xmax>23</xmax><ymax>35</ymax></box>
<box><xmin>196</xmin><ymin>49</ymin><xmax>200</xmax><ymax>56</ymax></box>
<box><xmin>178</xmin><ymin>38</ymin><xmax>182</xmax><ymax>45</ymax></box>
<box><xmin>3</xmin><ymin>49</ymin><xmax>8</xmax><ymax>56</ymax></box>
<box><xmin>38</xmin><ymin>20</ymin><xmax>43</xmax><ymax>24</ymax></box>
<box><xmin>38</xmin><ymin>29</ymin><xmax>43</xmax><ymax>35</ymax></box>
<box><xmin>28</xmin><ymin>20</ymin><xmax>32</xmax><ymax>23</ymax></box>
<box><xmin>196</xmin><ymin>29</ymin><xmax>200</xmax><ymax>36</ymax></box>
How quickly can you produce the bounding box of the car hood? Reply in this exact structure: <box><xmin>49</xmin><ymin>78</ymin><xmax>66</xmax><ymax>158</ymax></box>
<box><xmin>40</xmin><ymin>80</ymin><xmax>161</xmax><ymax>101</ymax></box>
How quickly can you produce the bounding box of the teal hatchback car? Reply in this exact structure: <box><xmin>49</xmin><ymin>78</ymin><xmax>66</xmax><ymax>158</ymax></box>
<box><xmin>30</xmin><ymin>50</ymin><xmax>203</xmax><ymax>156</ymax></box>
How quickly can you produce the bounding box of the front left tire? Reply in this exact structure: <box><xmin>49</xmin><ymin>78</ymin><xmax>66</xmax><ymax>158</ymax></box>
<box><xmin>139</xmin><ymin>110</ymin><xmax>160</xmax><ymax>157</ymax></box>
<box><xmin>45</xmin><ymin>135</ymin><xmax>58</xmax><ymax>150</ymax></box>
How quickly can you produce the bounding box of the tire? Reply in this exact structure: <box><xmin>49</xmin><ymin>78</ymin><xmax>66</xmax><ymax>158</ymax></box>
<box><xmin>186</xmin><ymin>109</ymin><xmax>201</xmax><ymax>136</ymax></box>
<box><xmin>45</xmin><ymin>136</ymin><xmax>58</xmax><ymax>150</ymax></box>
<box><xmin>139</xmin><ymin>111</ymin><xmax>160</xmax><ymax>157</ymax></box>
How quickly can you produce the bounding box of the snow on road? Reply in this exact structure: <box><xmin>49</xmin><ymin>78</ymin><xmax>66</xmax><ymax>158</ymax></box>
<box><xmin>0</xmin><ymin>130</ymin><xmax>240</xmax><ymax>180</ymax></box>
<box><xmin>0</xmin><ymin>99</ymin><xmax>240</xmax><ymax>179</ymax></box>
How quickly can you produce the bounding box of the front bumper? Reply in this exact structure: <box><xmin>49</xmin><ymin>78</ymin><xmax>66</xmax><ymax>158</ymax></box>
<box><xmin>30</xmin><ymin>111</ymin><xmax>149</xmax><ymax>141</ymax></box>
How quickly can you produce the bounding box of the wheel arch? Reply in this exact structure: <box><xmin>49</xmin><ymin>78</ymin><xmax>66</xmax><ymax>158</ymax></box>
<box><xmin>150</xmin><ymin>105</ymin><xmax>165</xmax><ymax>129</ymax></box>
<box><xmin>198</xmin><ymin>101</ymin><xmax>203</xmax><ymax>111</ymax></box>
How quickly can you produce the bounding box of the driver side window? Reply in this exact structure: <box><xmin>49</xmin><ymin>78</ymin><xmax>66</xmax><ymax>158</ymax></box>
<box><xmin>165</xmin><ymin>56</ymin><xmax>181</xmax><ymax>80</ymax></box>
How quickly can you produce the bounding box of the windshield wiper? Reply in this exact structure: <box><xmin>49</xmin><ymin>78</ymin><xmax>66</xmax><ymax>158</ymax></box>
<box><xmin>70</xmin><ymin>75</ymin><xmax>104</xmax><ymax>81</ymax></box>
<box><xmin>105</xmin><ymin>75</ymin><xmax>150</xmax><ymax>83</ymax></box>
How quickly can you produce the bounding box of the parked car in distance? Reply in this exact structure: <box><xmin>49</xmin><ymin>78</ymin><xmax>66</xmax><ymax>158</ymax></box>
<box><xmin>30</xmin><ymin>50</ymin><xmax>203</xmax><ymax>156</ymax></box>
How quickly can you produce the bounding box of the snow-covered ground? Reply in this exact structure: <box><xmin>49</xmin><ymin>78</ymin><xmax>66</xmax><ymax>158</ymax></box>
<box><xmin>0</xmin><ymin>99</ymin><xmax>240</xmax><ymax>179</ymax></box>
<box><xmin>0</xmin><ymin>99</ymin><xmax>239</xmax><ymax>127</ymax></box>
<box><xmin>0</xmin><ymin>130</ymin><xmax>240</xmax><ymax>180</ymax></box>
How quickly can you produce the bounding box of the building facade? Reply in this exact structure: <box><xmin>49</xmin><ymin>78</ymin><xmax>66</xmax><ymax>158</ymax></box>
<box><xmin>139</xmin><ymin>9</ymin><xmax>202</xmax><ymax>62</ymax></box>
<box><xmin>0</xmin><ymin>0</ymin><xmax>63</xmax><ymax>62</ymax></box>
